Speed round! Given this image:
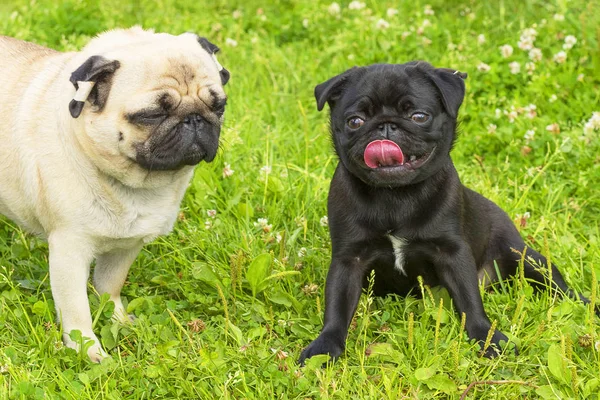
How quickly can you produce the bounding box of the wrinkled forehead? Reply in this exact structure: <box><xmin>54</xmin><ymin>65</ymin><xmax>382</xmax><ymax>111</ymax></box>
<box><xmin>112</xmin><ymin>36</ymin><xmax>223</xmax><ymax>90</ymax></box>
<box><xmin>344</xmin><ymin>66</ymin><xmax>440</xmax><ymax>111</ymax></box>
<box><xmin>115</xmin><ymin>52</ymin><xmax>224</xmax><ymax>109</ymax></box>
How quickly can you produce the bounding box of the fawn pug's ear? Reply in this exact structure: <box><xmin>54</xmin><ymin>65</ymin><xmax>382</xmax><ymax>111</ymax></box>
<box><xmin>197</xmin><ymin>36</ymin><xmax>230</xmax><ymax>86</ymax></box>
<box><xmin>69</xmin><ymin>55</ymin><xmax>120</xmax><ymax>118</ymax></box>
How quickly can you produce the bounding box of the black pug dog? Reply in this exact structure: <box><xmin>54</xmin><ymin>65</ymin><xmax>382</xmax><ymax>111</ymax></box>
<box><xmin>299</xmin><ymin>61</ymin><xmax>597</xmax><ymax>364</ymax></box>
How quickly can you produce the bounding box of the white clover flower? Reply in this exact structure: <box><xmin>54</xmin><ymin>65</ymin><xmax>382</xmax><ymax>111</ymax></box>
<box><xmin>386</xmin><ymin>8</ymin><xmax>398</xmax><ymax>17</ymax></box>
<box><xmin>422</xmin><ymin>37</ymin><xmax>432</xmax><ymax>46</ymax></box>
<box><xmin>375</xmin><ymin>18</ymin><xmax>390</xmax><ymax>30</ymax></box>
<box><xmin>207</xmin><ymin>209</ymin><xmax>217</xmax><ymax>218</ymax></box>
<box><xmin>584</xmin><ymin>122</ymin><xmax>594</xmax><ymax>136</ymax></box>
<box><xmin>506</xmin><ymin>109</ymin><xmax>518</xmax><ymax>123</ymax></box>
<box><xmin>518</xmin><ymin>38</ymin><xmax>534</xmax><ymax>51</ymax></box>
<box><xmin>274</xmin><ymin>349</ymin><xmax>289</xmax><ymax>360</ymax></box>
<box><xmin>477</xmin><ymin>34</ymin><xmax>486</xmax><ymax>45</ymax></box>
<box><xmin>525</xmin><ymin>62</ymin><xmax>536</xmax><ymax>75</ymax></box>
<box><xmin>204</xmin><ymin>220</ymin><xmax>212</xmax><ymax>230</ymax></box>
<box><xmin>583</xmin><ymin>112</ymin><xmax>600</xmax><ymax>135</ymax></box>
<box><xmin>500</xmin><ymin>44</ymin><xmax>513</xmax><ymax>58</ymax></box>
<box><xmin>524</xmin><ymin>129</ymin><xmax>536</xmax><ymax>141</ymax></box>
<box><xmin>553</xmin><ymin>13</ymin><xmax>565</xmax><ymax>21</ymax></box>
<box><xmin>348</xmin><ymin>1</ymin><xmax>365</xmax><ymax>10</ymax></box>
<box><xmin>487</xmin><ymin>124</ymin><xmax>497</xmax><ymax>134</ymax></box>
<box><xmin>222</xmin><ymin>163</ymin><xmax>234</xmax><ymax>178</ymax></box>
<box><xmin>225</xmin><ymin>38</ymin><xmax>238</xmax><ymax>47</ymax></box>
<box><xmin>528</xmin><ymin>48</ymin><xmax>542</xmax><ymax>62</ymax></box>
<box><xmin>260</xmin><ymin>165</ymin><xmax>272</xmax><ymax>175</ymax></box>
<box><xmin>422</xmin><ymin>19</ymin><xmax>432</xmax><ymax>28</ymax></box>
<box><xmin>514</xmin><ymin>212</ymin><xmax>531</xmax><ymax>227</ymax></box>
<box><xmin>297</xmin><ymin>247</ymin><xmax>307</xmax><ymax>258</ymax></box>
<box><xmin>553</xmin><ymin>51</ymin><xmax>567</xmax><ymax>64</ymax></box>
<box><xmin>254</xmin><ymin>218</ymin><xmax>273</xmax><ymax>233</ymax></box>
<box><xmin>477</xmin><ymin>62</ymin><xmax>491</xmax><ymax>72</ymax></box>
<box><xmin>320</xmin><ymin>216</ymin><xmax>329</xmax><ymax>227</ymax></box>
<box><xmin>401</xmin><ymin>31</ymin><xmax>412</xmax><ymax>40</ymax></box>
<box><xmin>328</xmin><ymin>2</ymin><xmax>341</xmax><ymax>15</ymax></box>
<box><xmin>546</xmin><ymin>123</ymin><xmax>560</xmax><ymax>134</ymax></box>
<box><xmin>232</xmin><ymin>10</ymin><xmax>242</xmax><ymax>19</ymax></box>
<box><xmin>518</xmin><ymin>28</ymin><xmax>537</xmax><ymax>51</ymax></box>
<box><xmin>577</xmin><ymin>74</ymin><xmax>585</xmax><ymax>82</ymax></box>
<box><xmin>495</xmin><ymin>108</ymin><xmax>502</xmax><ymax>118</ymax></box>
<box><xmin>522</xmin><ymin>27</ymin><xmax>538</xmax><ymax>37</ymax></box>
<box><xmin>302</xmin><ymin>283</ymin><xmax>319</xmax><ymax>295</ymax></box>
<box><xmin>563</xmin><ymin>35</ymin><xmax>577</xmax><ymax>50</ymax></box>
<box><xmin>509</xmin><ymin>61</ymin><xmax>521</xmax><ymax>74</ymax></box>
<box><xmin>524</xmin><ymin>104</ymin><xmax>537</xmax><ymax>119</ymax></box>
<box><xmin>275</xmin><ymin>233</ymin><xmax>282</xmax><ymax>243</ymax></box>
<box><xmin>424</xmin><ymin>5</ymin><xmax>435</xmax><ymax>15</ymax></box>
<box><xmin>254</xmin><ymin>218</ymin><xmax>268</xmax><ymax>227</ymax></box>
<box><xmin>276</xmin><ymin>320</ymin><xmax>287</xmax><ymax>328</ymax></box>
<box><xmin>549</xmin><ymin>94</ymin><xmax>558</xmax><ymax>102</ymax></box>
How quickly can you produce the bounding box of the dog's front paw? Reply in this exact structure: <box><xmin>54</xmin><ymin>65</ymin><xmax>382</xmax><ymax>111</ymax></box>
<box><xmin>63</xmin><ymin>331</ymin><xmax>108</xmax><ymax>363</ymax></box>
<box><xmin>112</xmin><ymin>309</ymin><xmax>136</xmax><ymax>324</ymax></box>
<box><xmin>87</xmin><ymin>342</ymin><xmax>108</xmax><ymax>363</ymax></box>
<box><xmin>111</xmin><ymin>298</ymin><xmax>136</xmax><ymax>324</ymax></box>
<box><xmin>299</xmin><ymin>334</ymin><xmax>344</xmax><ymax>366</ymax></box>
<box><xmin>478</xmin><ymin>329</ymin><xmax>516</xmax><ymax>358</ymax></box>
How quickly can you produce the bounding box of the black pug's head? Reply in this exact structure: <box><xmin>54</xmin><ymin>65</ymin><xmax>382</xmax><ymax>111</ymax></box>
<box><xmin>315</xmin><ymin>61</ymin><xmax>467</xmax><ymax>187</ymax></box>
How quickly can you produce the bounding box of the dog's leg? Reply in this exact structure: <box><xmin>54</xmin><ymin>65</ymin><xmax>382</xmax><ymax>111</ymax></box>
<box><xmin>93</xmin><ymin>245</ymin><xmax>143</xmax><ymax>324</ymax></box>
<box><xmin>48</xmin><ymin>231</ymin><xmax>106</xmax><ymax>362</ymax></box>
<box><xmin>434</xmin><ymin>246</ymin><xmax>512</xmax><ymax>357</ymax></box>
<box><xmin>516</xmin><ymin>246</ymin><xmax>599</xmax><ymax>316</ymax></box>
<box><xmin>299</xmin><ymin>258</ymin><xmax>367</xmax><ymax>364</ymax></box>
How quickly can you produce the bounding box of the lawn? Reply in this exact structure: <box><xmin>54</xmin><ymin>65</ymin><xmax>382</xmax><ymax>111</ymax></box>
<box><xmin>1</xmin><ymin>0</ymin><xmax>599</xmax><ymax>398</ymax></box>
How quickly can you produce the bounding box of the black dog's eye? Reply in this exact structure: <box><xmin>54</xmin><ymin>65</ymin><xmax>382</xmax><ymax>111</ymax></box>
<box><xmin>347</xmin><ymin>117</ymin><xmax>365</xmax><ymax>129</ymax></box>
<box><xmin>411</xmin><ymin>112</ymin><xmax>430</xmax><ymax>124</ymax></box>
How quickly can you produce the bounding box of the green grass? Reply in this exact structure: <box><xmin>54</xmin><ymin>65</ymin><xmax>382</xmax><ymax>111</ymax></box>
<box><xmin>1</xmin><ymin>0</ymin><xmax>600</xmax><ymax>398</ymax></box>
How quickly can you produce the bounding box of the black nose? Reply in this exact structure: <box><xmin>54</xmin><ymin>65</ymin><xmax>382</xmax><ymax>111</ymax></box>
<box><xmin>378</xmin><ymin>123</ymin><xmax>398</xmax><ymax>137</ymax></box>
<box><xmin>183</xmin><ymin>113</ymin><xmax>204</xmax><ymax>125</ymax></box>
<box><xmin>378</xmin><ymin>123</ymin><xmax>398</xmax><ymax>130</ymax></box>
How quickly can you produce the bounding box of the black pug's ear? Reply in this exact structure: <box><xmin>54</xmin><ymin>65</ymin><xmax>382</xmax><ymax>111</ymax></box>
<box><xmin>197</xmin><ymin>37</ymin><xmax>230</xmax><ymax>86</ymax></box>
<box><xmin>314</xmin><ymin>67</ymin><xmax>359</xmax><ymax>112</ymax></box>
<box><xmin>426</xmin><ymin>67</ymin><xmax>467</xmax><ymax>118</ymax></box>
<box><xmin>69</xmin><ymin>55</ymin><xmax>120</xmax><ymax>118</ymax></box>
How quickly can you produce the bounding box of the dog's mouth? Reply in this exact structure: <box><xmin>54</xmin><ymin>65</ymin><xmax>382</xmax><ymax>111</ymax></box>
<box><xmin>363</xmin><ymin>140</ymin><xmax>433</xmax><ymax>170</ymax></box>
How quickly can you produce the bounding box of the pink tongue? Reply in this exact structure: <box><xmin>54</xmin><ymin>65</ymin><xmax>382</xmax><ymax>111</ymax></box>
<box><xmin>364</xmin><ymin>140</ymin><xmax>404</xmax><ymax>169</ymax></box>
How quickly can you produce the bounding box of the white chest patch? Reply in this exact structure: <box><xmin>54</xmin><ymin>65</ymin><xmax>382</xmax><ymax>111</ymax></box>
<box><xmin>387</xmin><ymin>235</ymin><xmax>408</xmax><ymax>275</ymax></box>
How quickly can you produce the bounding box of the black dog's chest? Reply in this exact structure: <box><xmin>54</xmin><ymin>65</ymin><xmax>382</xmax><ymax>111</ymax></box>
<box><xmin>368</xmin><ymin>235</ymin><xmax>440</xmax><ymax>296</ymax></box>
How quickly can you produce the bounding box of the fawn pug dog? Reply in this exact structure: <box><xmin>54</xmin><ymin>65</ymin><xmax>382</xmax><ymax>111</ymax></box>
<box><xmin>299</xmin><ymin>61</ymin><xmax>597</xmax><ymax>364</ymax></box>
<box><xmin>0</xmin><ymin>27</ymin><xmax>229</xmax><ymax>361</ymax></box>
